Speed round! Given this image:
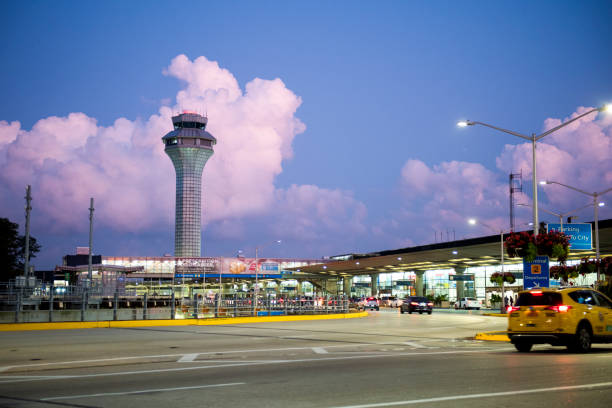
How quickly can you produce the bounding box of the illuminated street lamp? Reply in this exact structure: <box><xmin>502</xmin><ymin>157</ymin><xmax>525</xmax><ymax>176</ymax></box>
<box><xmin>540</xmin><ymin>180</ymin><xmax>612</xmax><ymax>282</ymax></box>
<box><xmin>458</xmin><ymin>104</ymin><xmax>611</xmax><ymax>236</ymax></box>
<box><xmin>254</xmin><ymin>240</ymin><xmax>281</xmax><ymax>315</ymax></box>
<box><xmin>468</xmin><ymin>218</ymin><xmax>507</xmax><ymax>313</ymax></box>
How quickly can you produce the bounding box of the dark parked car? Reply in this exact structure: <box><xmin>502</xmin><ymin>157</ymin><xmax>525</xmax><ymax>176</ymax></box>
<box><xmin>400</xmin><ymin>296</ymin><xmax>433</xmax><ymax>314</ymax></box>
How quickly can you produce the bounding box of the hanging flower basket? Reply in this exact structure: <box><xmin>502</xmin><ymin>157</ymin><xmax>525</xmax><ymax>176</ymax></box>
<box><xmin>535</xmin><ymin>230</ymin><xmax>570</xmax><ymax>263</ymax></box>
<box><xmin>550</xmin><ymin>265</ymin><xmax>578</xmax><ymax>282</ymax></box>
<box><xmin>505</xmin><ymin>231</ymin><xmax>570</xmax><ymax>263</ymax></box>
<box><xmin>505</xmin><ymin>232</ymin><xmax>536</xmax><ymax>261</ymax></box>
<box><xmin>578</xmin><ymin>256</ymin><xmax>612</xmax><ymax>277</ymax></box>
<box><xmin>490</xmin><ymin>272</ymin><xmax>516</xmax><ymax>286</ymax></box>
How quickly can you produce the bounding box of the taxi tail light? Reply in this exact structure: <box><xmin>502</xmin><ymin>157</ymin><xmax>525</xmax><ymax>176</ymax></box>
<box><xmin>507</xmin><ymin>306</ymin><xmax>520</xmax><ymax>313</ymax></box>
<box><xmin>547</xmin><ymin>305</ymin><xmax>572</xmax><ymax>313</ymax></box>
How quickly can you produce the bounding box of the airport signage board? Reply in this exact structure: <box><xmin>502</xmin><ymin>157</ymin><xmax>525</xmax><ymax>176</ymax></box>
<box><xmin>523</xmin><ymin>256</ymin><xmax>550</xmax><ymax>289</ymax></box>
<box><xmin>547</xmin><ymin>223</ymin><xmax>592</xmax><ymax>250</ymax></box>
<box><xmin>175</xmin><ymin>273</ymin><xmax>283</xmax><ymax>279</ymax></box>
<box><xmin>449</xmin><ymin>274</ymin><xmax>474</xmax><ymax>281</ymax></box>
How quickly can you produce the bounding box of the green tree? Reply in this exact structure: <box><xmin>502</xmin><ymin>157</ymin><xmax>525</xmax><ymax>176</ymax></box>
<box><xmin>0</xmin><ymin>218</ymin><xmax>41</xmax><ymax>281</ymax></box>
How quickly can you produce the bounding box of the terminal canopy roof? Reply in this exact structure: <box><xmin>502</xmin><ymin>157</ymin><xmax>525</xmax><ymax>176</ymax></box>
<box><xmin>289</xmin><ymin>220</ymin><xmax>612</xmax><ymax>278</ymax></box>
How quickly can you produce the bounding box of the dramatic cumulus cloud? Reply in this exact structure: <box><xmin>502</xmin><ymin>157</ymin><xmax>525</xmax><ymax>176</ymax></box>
<box><xmin>396</xmin><ymin>107</ymin><xmax>612</xmax><ymax>243</ymax></box>
<box><xmin>398</xmin><ymin>159</ymin><xmax>520</xmax><ymax>239</ymax></box>
<box><xmin>497</xmin><ymin>106</ymin><xmax>612</xmax><ymax>209</ymax></box>
<box><xmin>0</xmin><ymin>55</ymin><xmax>367</xmax><ymax>251</ymax></box>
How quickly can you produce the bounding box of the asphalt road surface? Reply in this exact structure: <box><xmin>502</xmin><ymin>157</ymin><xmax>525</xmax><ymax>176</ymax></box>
<box><xmin>1</xmin><ymin>309</ymin><xmax>611</xmax><ymax>407</ymax></box>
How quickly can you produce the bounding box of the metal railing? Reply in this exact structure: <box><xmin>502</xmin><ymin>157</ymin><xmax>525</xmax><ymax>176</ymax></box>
<box><xmin>0</xmin><ymin>282</ymin><xmax>350</xmax><ymax>323</ymax></box>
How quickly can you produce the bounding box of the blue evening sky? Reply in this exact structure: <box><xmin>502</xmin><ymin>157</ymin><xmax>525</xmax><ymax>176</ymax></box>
<box><xmin>1</xmin><ymin>1</ymin><xmax>611</xmax><ymax>268</ymax></box>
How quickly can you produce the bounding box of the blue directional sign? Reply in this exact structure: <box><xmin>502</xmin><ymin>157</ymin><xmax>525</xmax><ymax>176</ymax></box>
<box><xmin>547</xmin><ymin>223</ymin><xmax>592</xmax><ymax>250</ymax></box>
<box><xmin>449</xmin><ymin>274</ymin><xmax>475</xmax><ymax>281</ymax></box>
<box><xmin>523</xmin><ymin>256</ymin><xmax>550</xmax><ymax>289</ymax></box>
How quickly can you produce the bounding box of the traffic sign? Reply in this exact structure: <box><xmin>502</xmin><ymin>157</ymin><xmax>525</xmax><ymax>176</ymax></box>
<box><xmin>547</xmin><ymin>223</ymin><xmax>592</xmax><ymax>250</ymax></box>
<box><xmin>523</xmin><ymin>256</ymin><xmax>550</xmax><ymax>289</ymax></box>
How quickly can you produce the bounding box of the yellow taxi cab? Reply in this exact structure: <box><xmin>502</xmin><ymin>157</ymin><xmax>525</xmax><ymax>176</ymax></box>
<box><xmin>507</xmin><ymin>287</ymin><xmax>612</xmax><ymax>352</ymax></box>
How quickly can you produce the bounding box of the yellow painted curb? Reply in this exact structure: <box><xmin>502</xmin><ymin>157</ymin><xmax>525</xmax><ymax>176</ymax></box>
<box><xmin>475</xmin><ymin>331</ymin><xmax>510</xmax><ymax>342</ymax></box>
<box><xmin>0</xmin><ymin>312</ymin><xmax>368</xmax><ymax>331</ymax></box>
<box><xmin>482</xmin><ymin>313</ymin><xmax>508</xmax><ymax>317</ymax></box>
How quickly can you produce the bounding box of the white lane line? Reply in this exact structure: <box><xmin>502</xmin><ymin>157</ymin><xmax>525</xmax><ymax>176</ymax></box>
<box><xmin>0</xmin><ymin>343</ymin><xmax>374</xmax><ymax>372</ymax></box>
<box><xmin>178</xmin><ymin>353</ymin><xmax>199</xmax><ymax>362</ymax></box>
<box><xmin>328</xmin><ymin>381</ymin><xmax>612</xmax><ymax>408</ymax></box>
<box><xmin>0</xmin><ymin>347</ymin><xmax>513</xmax><ymax>384</ymax></box>
<box><xmin>402</xmin><ymin>342</ymin><xmax>428</xmax><ymax>349</ymax></box>
<box><xmin>312</xmin><ymin>347</ymin><xmax>328</xmax><ymax>354</ymax></box>
<box><xmin>41</xmin><ymin>382</ymin><xmax>245</xmax><ymax>401</ymax></box>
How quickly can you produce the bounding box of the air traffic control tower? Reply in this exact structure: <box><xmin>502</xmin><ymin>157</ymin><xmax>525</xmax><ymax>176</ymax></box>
<box><xmin>162</xmin><ymin>111</ymin><xmax>216</xmax><ymax>257</ymax></box>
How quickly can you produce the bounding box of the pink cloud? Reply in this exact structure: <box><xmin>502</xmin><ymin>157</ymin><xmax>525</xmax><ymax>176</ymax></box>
<box><xmin>272</xmin><ymin>184</ymin><xmax>367</xmax><ymax>241</ymax></box>
<box><xmin>395</xmin><ymin>107</ymin><xmax>611</xmax><ymax>244</ymax></box>
<box><xmin>0</xmin><ymin>54</ymin><xmax>371</xmax><ymax>257</ymax></box>
<box><xmin>0</xmin><ymin>55</ymin><xmax>309</xmax><ymax>236</ymax></box>
<box><xmin>496</xmin><ymin>107</ymin><xmax>612</xmax><ymax>210</ymax></box>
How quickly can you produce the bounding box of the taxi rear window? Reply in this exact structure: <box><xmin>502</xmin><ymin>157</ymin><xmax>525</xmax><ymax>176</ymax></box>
<box><xmin>516</xmin><ymin>292</ymin><xmax>562</xmax><ymax>306</ymax></box>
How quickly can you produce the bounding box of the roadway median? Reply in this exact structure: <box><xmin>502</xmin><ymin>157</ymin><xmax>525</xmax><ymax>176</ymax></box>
<box><xmin>0</xmin><ymin>311</ymin><xmax>368</xmax><ymax>331</ymax></box>
<box><xmin>475</xmin><ymin>330</ymin><xmax>510</xmax><ymax>341</ymax></box>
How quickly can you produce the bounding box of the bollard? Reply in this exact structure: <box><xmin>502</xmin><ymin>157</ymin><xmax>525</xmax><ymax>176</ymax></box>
<box><xmin>113</xmin><ymin>291</ymin><xmax>118</xmax><ymax>321</ymax></box>
<box><xmin>15</xmin><ymin>291</ymin><xmax>22</xmax><ymax>323</ymax></box>
<box><xmin>171</xmin><ymin>291</ymin><xmax>176</xmax><ymax>319</ymax></box>
<box><xmin>81</xmin><ymin>290</ymin><xmax>87</xmax><ymax>322</ymax></box>
<box><xmin>143</xmin><ymin>293</ymin><xmax>148</xmax><ymax>320</ymax></box>
<box><xmin>49</xmin><ymin>285</ymin><xmax>54</xmax><ymax>322</ymax></box>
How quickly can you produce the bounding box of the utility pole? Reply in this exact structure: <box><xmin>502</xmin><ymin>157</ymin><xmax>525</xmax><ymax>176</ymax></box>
<box><xmin>88</xmin><ymin>198</ymin><xmax>94</xmax><ymax>289</ymax></box>
<box><xmin>23</xmin><ymin>185</ymin><xmax>32</xmax><ymax>278</ymax></box>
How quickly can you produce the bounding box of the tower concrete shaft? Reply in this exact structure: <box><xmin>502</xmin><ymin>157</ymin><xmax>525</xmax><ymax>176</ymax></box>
<box><xmin>162</xmin><ymin>112</ymin><xmax>216</xmax><ymax>257</ymax></box>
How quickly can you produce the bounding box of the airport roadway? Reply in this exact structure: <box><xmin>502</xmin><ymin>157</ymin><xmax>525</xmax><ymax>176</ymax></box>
<box><xmin>1</xmin><ymin>309</ymin><xmax>611</xmax><ymax>407</ymax></box>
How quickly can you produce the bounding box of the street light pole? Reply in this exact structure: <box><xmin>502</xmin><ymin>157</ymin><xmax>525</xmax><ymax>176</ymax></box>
<box><xmin>458</xmin><ymin>105</ymin><xmax>610</xmax><ymax>237</ymax></box>
<box><xmin>541</xmin><ymin>181</ymin><xmax>612</xmax><ymax>282</ymax></box>
<box><xmin>23</xmin><ymin>185</ymin><xmax>32</xmax><ymax>279</ymax></box>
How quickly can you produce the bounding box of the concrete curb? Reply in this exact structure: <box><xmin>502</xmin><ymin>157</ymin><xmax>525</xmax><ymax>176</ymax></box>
<box><xmin>0</xmin><ymin>312</ymin><xmax>368</xmax><ymax>332</ymax></box>
<box><xmin>475</xmin><ymin>331</ymin><xmax>510</xmax><ymax>342</ymax></box>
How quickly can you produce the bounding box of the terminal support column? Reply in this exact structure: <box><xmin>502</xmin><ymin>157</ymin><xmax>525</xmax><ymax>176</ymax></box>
<box><xmin>342</xmin><ymin>276</ymin><xmax>352</xmax><ymax>296</ymax></box>
<box><xmin>370</xmin><ymin>273</ymin><xmax>378</xmax><ymax>297</ymax></box>
<box><xmin>296</xmin><ymin>281</ymin><xmax>302</xmax><ymax>296</ymax></box>
<box><xmin>454</xmin><ymin>267</ymin><xmax>466</xmax><ymax>300</ymax></box>
<box><xmin>415</xmin><ymin>271</ymin><xmax>425</xmax><ymax>297</ymax></box>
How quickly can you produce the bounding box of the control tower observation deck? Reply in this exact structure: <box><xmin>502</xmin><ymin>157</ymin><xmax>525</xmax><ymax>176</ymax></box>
<box><xmin>162</xmin><ymin>111</ymin><xmax>216</xmax><ymax>257</ymax></box>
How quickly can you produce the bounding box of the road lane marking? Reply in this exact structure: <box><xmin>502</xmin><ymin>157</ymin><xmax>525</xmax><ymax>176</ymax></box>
<box><xmin>402</xmin><ymin>342</ymin><xmax>428</xmax><ymax>349</ymax></box>
<box><xmin>41</xmin><ymin>382</ymin><xmax>245</xmax><ymax>401</ymax></box>
<box><xmin>0</xmin><ymin>343</ymin><xmax>377</xmax><ymax>373</ymax></box>
<box><xmin>177</xmin><ymin>353</ymin><xmax>199</xmax><ymax>362</ymax></box>
<box><xmin>312</xmin><ymin>347</ymin><xmax>328</xmax><ymax>354</ymax></box>
<box><xmin>328</xmin><ymin>381</ymin><xmax>612</xmax><ymax>408</ymax></box>
<box><xmin>0</xmin><ymin>347</ymin><xmax>513</xmax><ymax>383</ymax></box>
